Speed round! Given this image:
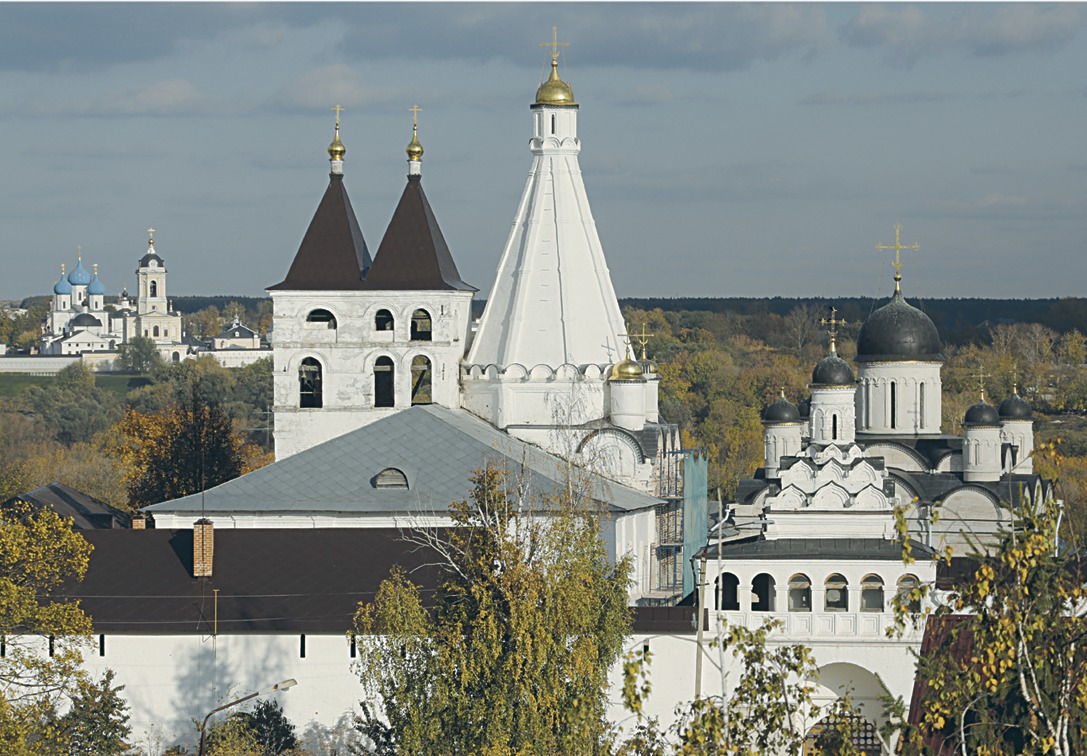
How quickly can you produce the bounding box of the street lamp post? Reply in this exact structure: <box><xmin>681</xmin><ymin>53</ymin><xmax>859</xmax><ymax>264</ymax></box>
<box><xmin>198</xmin><ymin>678</ymin><xmax>297</xmax><ymax>756</ymax></box>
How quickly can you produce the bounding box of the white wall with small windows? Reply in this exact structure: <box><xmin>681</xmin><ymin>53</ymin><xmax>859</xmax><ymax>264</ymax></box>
<box><xmin>270</xmin><ymin>288</ymin><xmax>473</xmax><ymax>459</ymax></box>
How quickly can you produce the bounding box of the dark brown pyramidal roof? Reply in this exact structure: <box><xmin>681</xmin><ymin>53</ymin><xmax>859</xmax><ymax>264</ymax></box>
<box><xmin>364</xmin><ymin>175</ymin><xmax>474</xmax><ymax>291</ymax></box>
<box><xmin>268</xmin><ymin>173</ymin><xmax>371</xmax><ymax>290</ymax></box>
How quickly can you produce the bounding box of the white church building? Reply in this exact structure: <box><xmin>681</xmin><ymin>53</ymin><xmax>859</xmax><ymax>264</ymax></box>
<box><xmin>46</xmin><ymin>44</ymin><xmax>1051</xmax><ymax>753</ymax></box>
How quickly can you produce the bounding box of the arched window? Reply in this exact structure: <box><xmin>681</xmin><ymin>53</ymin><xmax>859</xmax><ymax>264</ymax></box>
<box><xmin>374</xmin><ymin>356</ymin><xmax>394</xmax><ymax>408</ymax></box>
<box><xmin>716</xmin><ymin>573</ymin><xmax>739</xmax><ymax>611</ymax></box>
<box><xmin>299</xmin><ymin>357</ymin><xmax>322</xmax><ymax>408</ymax></box>
<box><xmin>375</xmin><ymin>309</ymin><xmax>394</xmax><ymax>332</ymax></box>
<box><xmin>919</xmin><ymin>383</ymin><xmax>926</xmax><ymax>430</ymax></box>
<box><xmin>752</xmin><ymin>574</ymin><xmax>776</xmax><ymax>612</ymax></box>
<box><xmin>788</xmin><ymin>574</ymin><xmax>812</xmax><ymax>612</ymax></box>
<box><xmin>860</xmin><ymin>574</ymin><xmax>884</xmax><ymax>612</ymax></box>
<box><xmin>153</xmin><ymin>326</ymin><xmax>160</xmax><ymax>337</ymax></box>
<box><xmin>897</xmin><ymin>575</ymin><xmax>921</xmax><ymax>613</ymax></box>
<box><xmin>150</xmin><ymin>281</ymin><xmax>158</xmax><ymax>298</ymax></box>
<box><xmin>410</xmin><ymin>309</ymin><xmax>432</xmax><ymax>341</ymax></box>
<box><xmin>832</xmin><ymin>414</ymin><xmax>839</xmax><ymax>440</ymax></box>
<box><xmin>172</xmin><ymin>352</ymin><xmax>180</xmax><ymax>363</ymax></box>
<box><xmin>306</xmin><ymin>309</ymin><xmax>337</xmax><ymax>329</ymax></box>
<box><xmin>825</xmin><ymin>574</ymin><xmax>848</xmax><ymax>611</ymax></box>
<box><xmin>410</xmin><ymin>355</ymin><xmax>432</xmax><ymax>405</ymax></box>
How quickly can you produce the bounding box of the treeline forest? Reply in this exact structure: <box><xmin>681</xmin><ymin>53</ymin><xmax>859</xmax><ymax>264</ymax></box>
<box><xmin>3</xmin><ymin>296</ymin><xmax>1087</xmax><ymax>537</ymax></box>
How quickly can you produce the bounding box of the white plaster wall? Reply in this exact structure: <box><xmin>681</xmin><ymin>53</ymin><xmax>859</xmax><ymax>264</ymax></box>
<box><xmin>272</xmin><ymin>289</ymin><xmax>473</xmax><ymax>459</ymax></box>
<box><xmin>80</xmin><ymin>633</ymin><xmax>366</xmax><ymax>750</ymax></box>
<box><xmin>856</xmin><ymin>362</ymin><xmax>942</xmax><ymax>435</ymax></box>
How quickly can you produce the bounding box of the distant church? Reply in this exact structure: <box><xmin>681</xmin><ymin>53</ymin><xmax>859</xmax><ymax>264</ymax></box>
<box><xmin>42</xmin><ymin>231</ymin><xmax>183</xmax><ymax>358</ymax></box>
<box><xmin>39</xmin><ymin>230</ymin><xmax>269</xmax><ymax>366</ymax></box>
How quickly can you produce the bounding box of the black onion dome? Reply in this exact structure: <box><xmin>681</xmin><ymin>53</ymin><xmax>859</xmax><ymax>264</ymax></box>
<box><xmin>70</xmin><ymin>313</ymin><xmax>102</xmax><ymax>328</ymax></box>
<box><xmin>797</xmin><ymin>396</ymin><xmax>811</xmax><ymax>420</ymax></box>
<box><xmin>811</xmin><ymin>354</ymin><xmax>855</xmax><ymax>386</ymax></box>
<box><xmin>998</xmin><ymin>393</ymin><xmax>1032</xmax><ymax>420</ymax></box>
<box><xmin>963</xmin><ymin>400</ymin><xmax>1000</xmax><ymax>426</ymax></box>
<box><xmin>856</xmin><ymin>290</ymin><xmax>942</xmax><ymax>362</ymax></box>
<box><xmin>762</xmin><ymin>396</ymin><xmax>801</xmax><ymax>423</ymax></box>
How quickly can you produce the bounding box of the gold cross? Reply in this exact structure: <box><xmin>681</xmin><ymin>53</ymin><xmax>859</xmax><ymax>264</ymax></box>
<box><xmin>331</xmin><ymin>104</ymin><xmax>344</xmax><ymax>128</ymax></box>
<box><xmin>540</xmin><ymin>26</ymin><xmax>569</xmax><ymax>61</ymax></box>
<box><xmin>147</xmin><ymin>227</ymin><xmax>155</xmax><ymax>246</ymax></box>
<box><xmin>409</xmin><ymin>104</ymin><xmax>421</xmax><ymax>127</ymax></box>
<box><xmin>820</xmin><ymin>306</ymin><xmax>846</xmax><ymax>354</ymax></box>
<box><xmin>875</xmin><ymin>223</ymin><xmax>920</xmax><ymax>292</ymax></box>
<box><xmin>76</xmin><ymin>244</ymin><xmax>82</xmax><ymax>260</ymax></box>
<box><xmin>622</xmin><ymin>323</ymin><xmax>655</xmax><ymax>360</ymax></box>
<box><xmin>974</xmin><ymin>365</ymin><xmax>991</xmax><ymax>401</ymax></box>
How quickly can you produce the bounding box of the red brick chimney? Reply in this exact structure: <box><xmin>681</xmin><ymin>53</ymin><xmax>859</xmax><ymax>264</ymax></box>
<box><xmin>193</xmin><ymin>519</ymin><xmax>214</xmax><ymax>578</ymax></box>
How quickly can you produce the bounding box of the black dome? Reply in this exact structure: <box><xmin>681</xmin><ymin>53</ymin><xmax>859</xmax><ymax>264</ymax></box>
<box><xmin>70</xmin><ymin>313</ymin><xmax>102</xmax><ymax>329</ymax></box>
<box><xmin>762</xmin><ymin>396</ymin><xmax>801</xmax><ymax>423</ymax></box>
<box><xmin>811</xmin><ymin>354</ymin><xmax>855</xmax><ymax>386</ymax></box>
<box><xmin>998</xmin><ymin>393</ymin><xmax>1032</xmax><ymax>420</ymax></box>
<box><xmin>797</xmin><ymin>397</ymin><xmax>811</xmax><ymax>420</ymax></box>
<box><xmin>963</xmin><ymin>400</ymin><xmax>1000</xmax><ymax>426</ymax></box>
<box><xmin>856</xmin><ymin>291</ymin><xmax>942</xmax><ymax>362</ymax></box>
<box><xmin>139</xmin><ymin>252</ymin><xmax>164</xmax><ymax>268</ymax></box>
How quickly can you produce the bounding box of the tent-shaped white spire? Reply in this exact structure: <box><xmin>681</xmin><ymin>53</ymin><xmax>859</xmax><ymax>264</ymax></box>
<box><xmin>467</xmin><ymin>57</ymin><xmax>626</xmax><ymax>369</ymax></box>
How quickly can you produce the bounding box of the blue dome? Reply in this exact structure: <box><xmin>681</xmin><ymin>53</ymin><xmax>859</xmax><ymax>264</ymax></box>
<box><xmin>68</xmin><ymin>258</ymin><xmax>92</xmax><ymax>285</ymax></box>
<box><xmin>87</xmin><ymin>273</ymin><xmax>106</xmax><ymax>296</ymax></box>
<box><xmin>53</xmin><ymin>274</ymin><xmax>72</xmax><ymax>295</ymax></box>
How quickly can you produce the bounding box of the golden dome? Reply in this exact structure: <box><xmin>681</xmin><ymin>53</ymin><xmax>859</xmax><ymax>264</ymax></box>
<box><xmin>328</xmin><ymin>106</ymin><xmax>346</xmax><ymax>162</ymax></box>
<box><xmin>406</xmin><ymin>123</ymin><xmax>423</xmax><ymax>162</ymax></box>
<box><xmin>610</xmin><ymin>358</ymin><xmax>644</xmax><ymax>381</ymax></box>
<box><xmin>535</xmin><ymin>59</ymin><xmax>576</xmax><ymax>106</ymax></box>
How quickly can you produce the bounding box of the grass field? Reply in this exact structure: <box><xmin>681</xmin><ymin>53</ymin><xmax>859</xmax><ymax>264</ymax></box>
<box><xmin>0</xmin><ymin>372</ymin><xmax>149</xmax><ymax>399</ymax></box>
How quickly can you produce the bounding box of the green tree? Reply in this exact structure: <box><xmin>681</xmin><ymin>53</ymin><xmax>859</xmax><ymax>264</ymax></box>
<box><xmin>620</xmin><ymin>620</ymin><xmax>870</xmax><ymax>755</ymax></box>
<box><xmin>353</xmin><ymin>464</ymin><xmax>633</xmax><ymax>755</ymax></box>
<box><xmin>49</xmin><ymin>670</ymin><xmax>132</xmax><ymax>755</ymax></box>
<box><xmin>238</xmin><ymin>698</ymin><xmax>298</xmax><ymax>756</ymax></box>
<box><xmin>0</xmin><ymin>502</ymin><xmax>95</xmax><ymax>753</ymax></box>
<box><xmin>113</xmin><ymin>387</ymin><xmax>245</xmax><ymax>507</ymax></box>
<box><xmin>890</xmin><ymin>450</ymin><xmax>1087</xmax><ymax>755</ymax></box>
<box><xmin>115</xmin><ymin>335</ymin><xmax>163</xmax><ymax>374</ymax></box>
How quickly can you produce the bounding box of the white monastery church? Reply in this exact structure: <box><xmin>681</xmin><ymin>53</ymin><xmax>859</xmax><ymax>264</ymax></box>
<box><xmin>50</xmin><ymin>37</ymin><xmax>1052</xmax><ymax>751</ymax></box>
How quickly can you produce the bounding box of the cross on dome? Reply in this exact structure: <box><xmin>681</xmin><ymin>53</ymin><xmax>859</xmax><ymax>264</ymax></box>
<box><xmin>148</xmin><ymin>227</ymin><xmax>156</xmax><ymax>247</ymax></box>
<box><xmin>820</xmin><ymin>306</ymin><xmax>846</xmax><ymax>354</ymax></box>
<box><xmin>540</xmin><ymin>25</ymin><xmax>569</xmax><ymax>61</ymax></box>
<box><xmin>876</xmin><ymin>223</ymin><xmax>920</xmax><ymax>292</ymax></box>
<box><xmin>974</xmin><ymin>365</ymin><xmax>992</xmax><ymax>401</ymax></box>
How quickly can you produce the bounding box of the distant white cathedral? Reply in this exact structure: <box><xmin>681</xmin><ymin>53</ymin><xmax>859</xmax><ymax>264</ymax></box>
<box><xmin>42</xmin><ymin>230</ymin><xmax>184</xmax><ymax>358</ymax></box>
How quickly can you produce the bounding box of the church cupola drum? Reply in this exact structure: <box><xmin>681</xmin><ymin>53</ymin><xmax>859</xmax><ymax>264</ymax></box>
<box><xmin>855</xmin><ymin>225</ymin><xmax>943</xmax><ymax>436</ymax></box>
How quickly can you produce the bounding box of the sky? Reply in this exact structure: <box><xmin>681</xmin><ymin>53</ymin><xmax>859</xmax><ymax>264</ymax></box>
<box><xmin>1</xmin><ymin>2</ymin><xmax>1086</xmax><ymax>302</ymax></box>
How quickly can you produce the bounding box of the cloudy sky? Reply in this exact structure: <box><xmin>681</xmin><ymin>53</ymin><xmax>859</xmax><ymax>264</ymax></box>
<box><xmin>2</xmin><ymin>3</ymin><xmax>1085</xmax><ymax>302</ymax></box>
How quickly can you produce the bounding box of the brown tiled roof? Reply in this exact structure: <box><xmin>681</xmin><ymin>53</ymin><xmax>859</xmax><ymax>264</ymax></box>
<box><xmin>268</xmin><ymin>174</ymin><xmax>371</xmax><ymax>291</ymax></box>
<box><xmin>363</xmin><ymin>176</ymin><xmax>474</xmax><ymax>291</ymax></box>
<box><xmin>64</xmin><ymin>529</ymin><xmax>443</xmax><ymax>634</ymax></box>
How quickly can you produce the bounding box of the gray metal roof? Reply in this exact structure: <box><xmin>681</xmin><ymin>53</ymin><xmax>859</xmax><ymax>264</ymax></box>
<box><xmin>699</xmin><ymin>536</ymin><xmax>934</xmax><ymax>561</ymax></box>
<box><xmin>145</xmin><ymin>405</ymin><xmax>661</xmax><ymax>516</ymax></box>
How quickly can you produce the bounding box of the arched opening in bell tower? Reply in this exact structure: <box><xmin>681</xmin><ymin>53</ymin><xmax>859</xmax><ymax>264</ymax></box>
<box><xmin>299</xmin><ymin>357</ymin><xmax>323</xmax><ymax>408</ymax></box>
<box><xmin>410</xmin><ymin>356</ymin><xmax>432</xmax><ymax>405</ymax></box>
<box><xmin>374</xmin><ymin>356</ymin><xmax>394</xmax><ymax>408</ymax></box>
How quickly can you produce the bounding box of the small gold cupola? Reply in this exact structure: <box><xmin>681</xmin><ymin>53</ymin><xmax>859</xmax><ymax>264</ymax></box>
<box><xmin>535</xmin><ymin>26</ymin><xmax>577</xmax><ymax>107</ymax></box>
<box><xmin>328</xmin><ymin>104</ymin><xmax>346</xmax><ymax>167</ymax></box>
<box><xmin>406</xmin><ymin>104</ymin><xmax>424</xmax><ymax>164</ymax></box>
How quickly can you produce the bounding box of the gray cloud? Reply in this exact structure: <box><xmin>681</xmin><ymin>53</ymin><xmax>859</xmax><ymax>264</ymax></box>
<box><xmin>800</xmin><ymin>90</ymin><xmax>956</xmax><ymax>106</ymax></box>
<box><xmin>840</xmin><ymin>4</ymin><xmax>1087</xmax><ymax>65</ymax></box>
<box><xmin>2</xmin><ymin>78</ymin><xmax>210</xmax><ymax>118</ymax></box>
